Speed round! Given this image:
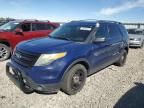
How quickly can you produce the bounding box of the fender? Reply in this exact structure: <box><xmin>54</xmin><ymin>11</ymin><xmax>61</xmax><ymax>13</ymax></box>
<box><xmin>0</xmin><ymin>39</ymin><xmax>12</xmax><ymax>47</ymax></box>
<box><xmin>0</xmin><ymin>39</ymin><xmax>13</xmax><ymax>53</ymax></box>
<box><xmin>61</xmin><ymin>58</ymin><xmax>91</xmax><ymax>83</ymax></box>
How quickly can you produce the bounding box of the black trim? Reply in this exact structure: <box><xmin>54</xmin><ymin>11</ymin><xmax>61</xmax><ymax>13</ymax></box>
<box><xmin>6</xmin><ymin>62</ymin><xmax>60</xmax><ymax>93</ymax></box>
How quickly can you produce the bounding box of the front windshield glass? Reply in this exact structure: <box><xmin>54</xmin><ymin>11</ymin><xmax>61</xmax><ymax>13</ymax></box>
<box><xmin>50</xmin><ymin>23</ymin><xmax>95</xmax><ymax>42</ymax></box>
<box><xmin>128</xmin><ymin>29</ymin><xmax>144</xmax><ymax>35</ymax></box>
<box><xmin>0</xmin><ymin>21</ymin><xmax>19</xmax><ymax>31</ymax></box>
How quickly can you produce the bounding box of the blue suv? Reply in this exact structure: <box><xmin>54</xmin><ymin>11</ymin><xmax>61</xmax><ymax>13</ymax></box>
<box><xmin>6</xmin><ymin>20</ymin><xmax>129</xmax><ymax>95</ymax></box>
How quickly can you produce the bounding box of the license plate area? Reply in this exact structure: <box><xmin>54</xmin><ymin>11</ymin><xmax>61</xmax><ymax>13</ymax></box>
<box><xmin>6</xmin><ymin>64</ymin><xmax>23</xmax><ymax>88</ymax></box>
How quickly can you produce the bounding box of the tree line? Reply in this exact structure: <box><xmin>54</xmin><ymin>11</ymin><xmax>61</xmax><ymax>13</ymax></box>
<box><xmin>0</xmin><ymin>17</ymin><xmax>15</xmax><ymax>22</ymax></box>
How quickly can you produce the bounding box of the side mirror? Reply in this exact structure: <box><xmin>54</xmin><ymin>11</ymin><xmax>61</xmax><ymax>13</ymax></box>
<box><xmin>93</xmin><ymin>37</ymin><xmax>105</xmax><ymax>43</ymax></box>
<box><xmin>15</xmin><ymin>28</ymin><xmax>23</xmax><ymax>35</ymax></box>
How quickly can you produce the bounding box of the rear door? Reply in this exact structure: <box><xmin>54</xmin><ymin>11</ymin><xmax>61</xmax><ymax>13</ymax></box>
<box><xmin>32</xmin><ymin>23</ymin><xmax>56</xmax><ymax>38</ymax></box>
<box><xmin>32</xmin><ymin>23</ymin><xmax>47</xmax><ymax>38</ymax></box>
<box><xmin>107</xmin><ymin>23</ymin><xmax>123</xmax><ymax>62</ymax></box>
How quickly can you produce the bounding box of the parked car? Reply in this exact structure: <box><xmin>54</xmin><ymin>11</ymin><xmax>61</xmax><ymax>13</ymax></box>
<box><xmin>0</xmin><ymin>22</ymin><xmax>6</xmax><ymax>26</ymax></box>
<box><xmin>127</xmin><ymin>28</ymin><xmax>144</xmax><ymax>48</ymax></box>
<box><xmin>0</xmin><ymin>20</ymin><xmax>59</xmax><ymax>61</ymax></box>
<box><xmin>6</xmin><ymin>20</ymin><xmax>129</xmax><ymax>95</ymax></box>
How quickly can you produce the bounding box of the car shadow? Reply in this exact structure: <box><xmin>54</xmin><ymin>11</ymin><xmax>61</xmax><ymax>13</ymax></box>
<box><xmin>114</xmin><ymin>82</ymin><xmax>144</xmax><ymax>108</ymax></box>
<box><xmin>129</xmin><ymin>46</ymin><xmax>140</xmax><ymax>49</ymax></box>
<box><xmin>34</xmin><ymin>91</ymin><xmax>58</xmax><ymax>95</ymax></box>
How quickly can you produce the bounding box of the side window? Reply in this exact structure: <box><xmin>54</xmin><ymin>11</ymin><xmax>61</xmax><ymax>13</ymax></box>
<box><xmin>119</xmin><ymin>24</ymin><xmax>128</xmax><ymax>36</ymax></box>
<box><xmin>36</xmin><ymin>23</ymin><xmax>46</xmax><ymax>30</ymax></box>
<box><xmin>45</xmin><ymin>24</ymin><xmax>56</xmax><ymax>30</ymax></box>
<box><xmin>32</xmin><ymin>23</ymin><xmax>56</xmax><ymax>31</ymax></box>
<box><xmin>21</xmin><ymin>23</ymin><xmax>31</xmax><ymax>32</ymax></box>
<box><xmin>95</xmin><ymin>24</ymin><xmax>108</xmax><ymax>38</ymax></box>
<box><xmin>108</xmin><ymin>24</ymin><xmax>122</xmax><ymax>38</ymax></box>
<box><xmin>32</xmin><ymin>23</ymin><xmax>37</xmax><ymax>31</ymax></box>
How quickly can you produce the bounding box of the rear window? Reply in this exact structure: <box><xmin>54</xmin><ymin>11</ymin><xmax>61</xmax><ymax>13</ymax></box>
<box><xmin>119</xmin><ymin>24</ymin><xmax>128</xmax><ymax>37</ymax></box>
<box><xmin>95</xmin><ymin>23</ymin><xmax>108</xmax><ymax>38</ymax></box>
<box><xmin>108</xmin><ymin>24</ymin><xmax>122</xmax><ymax>38</ymax></box>
<box><xmin>21</xmin><ymin>23</ymin><xmax>31</xmax><ymax>32</ymax></box>
<box><xmin>35</xmin><ymin>23</ymin><xmax>45</xmax><ymax>30</ymax></box>
<box><xmin>45</xmin><ymin>24</ymin><xmax>56</xmax><ymax>30</ymax></box>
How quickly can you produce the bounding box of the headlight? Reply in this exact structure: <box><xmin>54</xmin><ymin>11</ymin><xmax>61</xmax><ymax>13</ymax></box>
<box><xmin>35</xmin><ymin>52</ymin><xmax>67</xmax><ymax>66</ymax></box>
<box><xmin>135</xmin><ymin>38</ymin><xmax>141</xmax><ymax>41</ymax></box>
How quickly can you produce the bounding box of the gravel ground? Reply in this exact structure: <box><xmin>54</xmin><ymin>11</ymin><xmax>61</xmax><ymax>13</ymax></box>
<box><xmin>0</xmin><ymin>48</ymin><xmax>144</xmax><ymax>108</ymax></box>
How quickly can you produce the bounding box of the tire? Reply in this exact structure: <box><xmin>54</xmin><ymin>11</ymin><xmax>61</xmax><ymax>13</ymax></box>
<box><xmin>0</xmin><ymin>43</ymin><xmax>11</xmax><ymax>61</ymax></box>
<box><xmin>140</xmin><ymin>41</ymin><xmax>144</xmax><ymax>49</ymax></box>
<box><xmin>115</xmin><ymin>50</ymin><xmax>127</xmax><ymax>67</ymax></box>
<box><xmin>61</xmin><ymin>64</ymin><xmax>87</xmax><ymax>95</ymax></box>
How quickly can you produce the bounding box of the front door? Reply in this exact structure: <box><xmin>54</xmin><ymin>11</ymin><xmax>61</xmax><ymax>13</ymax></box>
<box><xmin>89</xmin><ymin>23</ymin><xmax>113</xmax><ymax>74</ymax></box>
<box><xmin>12</xmin><ymin>23</ymin><xmax>34</xmax><ymax>48</ymax></box>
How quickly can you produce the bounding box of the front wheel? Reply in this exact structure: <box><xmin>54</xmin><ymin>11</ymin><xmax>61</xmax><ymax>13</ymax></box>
<box><xmin>61</xmin><ymin>64</ymin><xmax>87</xmax><ymax>95</ymax></box>
<box><xmin>0</xmin><ymin>43</ymin><xmax>11</xmax><ymax>61</ymax></box>
<box><xmin>140</xmin><ymin>41</ymin><xmax>144</xmax><ymax>49</ymax></box>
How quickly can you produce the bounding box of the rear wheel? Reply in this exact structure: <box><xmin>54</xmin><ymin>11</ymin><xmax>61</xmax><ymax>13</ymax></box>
<box><xmin>61</xmin><ymin>64</ymin><xmax>87</xmax><ymax>95</ymax></box>
<box><xmin>115</xmin><ymin>50</ymin><xmax>127</xmax><ymax>67</ymax></box>
<box><xmin>0</xmin><ymin>43</ymin><xmax>11</xmax><ymax>61</ymax></box>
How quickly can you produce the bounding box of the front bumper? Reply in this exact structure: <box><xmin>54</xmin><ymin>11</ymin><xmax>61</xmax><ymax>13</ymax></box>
<box><xmin>6</xmin><ymin>62</ymin><xmax>60</xmax><ymax>93</ymax></box>
<box><xmin>129</xmin><ymin>40</ymin><xmax>141</xmax><ymax>47</ymax></box>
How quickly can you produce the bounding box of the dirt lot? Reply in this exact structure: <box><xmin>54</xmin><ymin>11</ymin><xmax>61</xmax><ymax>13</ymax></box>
<box><xmin>0</xmin><ymin>48</ymin><xmax>144</xmax><ymax>108</ymax></box>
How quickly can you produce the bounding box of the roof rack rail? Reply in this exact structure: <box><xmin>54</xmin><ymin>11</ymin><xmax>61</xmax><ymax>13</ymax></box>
<box><xmin>23</xmin><ymin>19</ymin><xmax>50</xmax><ymax>22</ymax></box>
<box><xmin>78</xmin><ymin>19</ymin><xmax>121</xmax><ymax>24</ymax></box>
<box><xmin>79</xmin><ymin>19</ymin><xmax>97</xmax><ymax>22</ymax></box>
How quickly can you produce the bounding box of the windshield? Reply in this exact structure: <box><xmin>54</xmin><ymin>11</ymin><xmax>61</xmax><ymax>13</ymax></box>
<box><xmin>128</xmin><ymin>29</ymin><xmax>144</xmax><ymax>35</ymax></box>
<box><xmin>49</xmin><ymin>23</ymin><xmax>95</xmax><ymax>42</ymax></box>
<box><xmin>0</xmin><ymin>21</ymin><xmax>19</xmax><ymax>31</ymax></box>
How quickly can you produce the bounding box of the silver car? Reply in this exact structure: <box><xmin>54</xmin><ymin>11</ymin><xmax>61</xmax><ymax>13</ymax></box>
<box><xmin>128</xmin><ymin>29</ymin><xmax>144</xmax><ymax>48</ymax></box>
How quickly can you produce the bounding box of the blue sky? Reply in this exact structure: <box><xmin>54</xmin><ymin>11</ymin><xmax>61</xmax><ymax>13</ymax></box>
<box><xmin>0</xmin><ymin>0</ymin><xmax>144</xmax><ymax>22</ymax></box>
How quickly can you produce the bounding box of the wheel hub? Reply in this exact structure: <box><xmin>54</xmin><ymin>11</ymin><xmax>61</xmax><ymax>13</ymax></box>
<box><xmin>73</xmin><ymin>75</ymin><xmax>80</xmax><ymax>84</ymax></box>
<box><xmin>0</xmin><ymin>47</ymin><xmax>7</xmax><ymax>58</ymax></box>
<box><xmin>0</xmin><ymin>51</ymin><xmax>2</xmax><ymax>56</ymax></box>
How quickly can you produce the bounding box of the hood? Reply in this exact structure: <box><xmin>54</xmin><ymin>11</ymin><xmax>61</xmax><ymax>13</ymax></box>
<box><xmin>17</xmin><ymin>37</ymin><xmax>75</xmax><ymax>54</ymax></box>
<box><xmin>129</xmin><ymin>34</ymin><xmax>144</xmax><ymax>39</ymax></box>
<box><xmin>0</xmin><ymin>29</ymin><xmax>10</xmax><ymax>34</ymax></box>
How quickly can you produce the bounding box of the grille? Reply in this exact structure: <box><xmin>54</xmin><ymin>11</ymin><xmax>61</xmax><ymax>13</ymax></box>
<box><xmin>130</xmin><ymin>38</ymin><xmax>134</xmax><ymax>40</ymax></box>
<box><xmin>12</xmin><ymin>49</ymin><xmax>40</xmax><ymax>67</ymax></box>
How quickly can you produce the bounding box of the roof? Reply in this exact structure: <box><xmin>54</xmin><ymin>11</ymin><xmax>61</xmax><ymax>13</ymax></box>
<box><xmin>9</xmin><ymin>19</ymin><xmax>50</xmax><ymax>23</ymax></box>
<box><xmin>70</xmin><ymin>20</ymin><xmax>122</xmax><ymax>25</ymax></box>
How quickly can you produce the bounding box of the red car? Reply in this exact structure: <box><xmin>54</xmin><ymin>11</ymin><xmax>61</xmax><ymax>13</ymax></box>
<box><xmin>0</xmin><ymin>20</ymin><xmax>59</xmax><ymax>61</ymax></box>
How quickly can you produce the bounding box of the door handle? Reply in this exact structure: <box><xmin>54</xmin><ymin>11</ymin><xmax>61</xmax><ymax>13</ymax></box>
<box><xmin>105</xmin><ymin>43</ymin><xmax>112</xmax><ymax>46</ymax></box>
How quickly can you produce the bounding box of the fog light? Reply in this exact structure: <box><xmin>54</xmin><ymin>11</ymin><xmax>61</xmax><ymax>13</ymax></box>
<box><xmin>37</xmin><ymin>86</ymin><xmax>43</xmax><ymax>91</ymax></box>
<box><xmin>23</xmin><ymin>79</ymin><xmax>27</xmax><ymax>83</ymax></box>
